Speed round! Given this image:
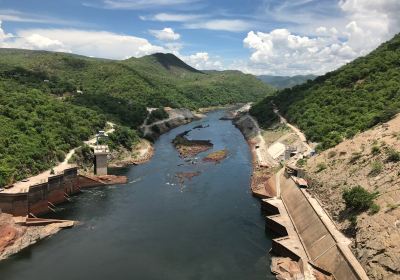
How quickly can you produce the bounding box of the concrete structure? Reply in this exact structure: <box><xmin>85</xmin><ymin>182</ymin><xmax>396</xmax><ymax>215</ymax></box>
<box><xmin>0</xmin><ymin>168</ymin><xmax>127</xmax><ymax>217</ymax></box>
<box><xmin>263</xmin><ymin>172</ymin><xmax>369</xmax><ymax>280</ymax></box>
<box><xmin>94</xmin><ymin>145</ymin><xmax>109</xmax><ymax>176</ymax></box>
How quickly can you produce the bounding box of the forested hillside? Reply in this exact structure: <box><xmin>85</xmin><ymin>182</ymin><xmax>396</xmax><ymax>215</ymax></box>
<box><xmin>257</xmin><ymin>75</ymin><xmax>316</xmax><ymax>89</ymax></box>
<box><xmin>251</xmin><ymin>33</ymin><xmax>400</xmax><ymax>150</ymax></box>
<box><xmin>0</xmin><ymin>49</ymin><xmax>273</xmax><ymax>185</ymax></box>
<box><xmin>0</xmin><ymin>80</ymin><xmax>105</xmax><ymax>185</ymax></box>
<box><xmin>0</xmin><ymin>49</ymin><xmax>274</xmax><ymax>128</ymax></box>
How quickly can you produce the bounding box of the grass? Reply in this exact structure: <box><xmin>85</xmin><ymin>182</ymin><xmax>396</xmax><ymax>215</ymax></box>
<box><xmin>316</xmin><ymin>162</ymin><xmax>327</xmax><ymax>172</ymax></box>
<box><xmin>370</xmin><ymin>161</ymin><xmax>383</xmax><ymax>176</ymax></box>
<box><xmin>387</xmin><ymin>147</ymin><xmax>400</xmax><ymax>162</ymax></box>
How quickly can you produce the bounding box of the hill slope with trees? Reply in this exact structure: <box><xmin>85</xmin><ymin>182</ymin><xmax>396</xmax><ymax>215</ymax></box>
<box><xmin>0</xmin><ymin>49</ymin><xmax>274</xmax><ymax>185</ymax></box>
<box><xmin>251</xmin><ymin>33</ymin><xmax>400</xmax><ymax>150</ymax></box>
<box><xmin>0</xmin><ymin>49</ymin><xmax>274</xmax><ymax>128</ymax></box>
<box><xmin>257</xmin><ymin>74</ymin><xmax>316</xmax><ymax>89</ymax></box>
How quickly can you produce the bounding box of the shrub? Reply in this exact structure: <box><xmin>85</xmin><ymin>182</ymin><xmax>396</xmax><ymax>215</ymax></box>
<box><xmin>316</xmin><ymin>162</ymin><xmax>327</xmax><ymax>172</ymax></box>
<box><xmin>342</xmin><ymin>185</ymin><xmax>378</xmax><ymax>211</ymax></box>
<box><xmin>107</xmin><ymin>126</ymin><xmax>139</xmax><ymax>150</ymax></box>
<box><xmin>387</xmin><ymin>148</ymin><xmax>400</xmax><ymax>162</ymax></box>
<box><xmin>349</xmin><ymin>152</ymin><xmax>362</xmax><ymax>164</ymax></box>
<box><xmin>371</xmin><ymin>145</ymin><xmax>380</xmax><ymax>155</ymax></box>
<box><xmin>296</xmin><ymin>158</ymin><xmax>306</xmax><ymax>167</ymax></box>
<box><xmin>369</xmin><ymin>203</ymin><xmax>380</xmax><ymax>215</ymax></box>
<box><xmin>147</xmin><ymin>108</ymin><xmax>169</xmax><ymax>124</ymax></box>
<box><xmin>370</xmin><ymin>161</ymin><xmax>383</xmax><ymax>176</ymax></box>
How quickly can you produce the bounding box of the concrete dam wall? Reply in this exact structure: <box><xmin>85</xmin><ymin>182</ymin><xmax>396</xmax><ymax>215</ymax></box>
<box><xmin>0</xmin><ymin>168</ymin><xmax>101</xmax><ymax>217</ymax></box>
<box><xmin>0</xmin><ymin>169</ymin><xmax>128</xmax><ymax>217</ymax></box>
<box><xmin>279</xmin><ymin>175</ymin><xmax>366</xmax><ymax>280</ymax></box>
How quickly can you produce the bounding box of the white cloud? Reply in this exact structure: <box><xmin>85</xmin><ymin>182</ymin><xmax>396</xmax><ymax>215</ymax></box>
<box><xmin>0</xmin><ymin>9</ymin><xmax>87</xmax><ymax>26</ymax></box>
<box><xmin>140</xmin><ymin>13</ymin><xmax>204</xmax><ymax>22</ymax></box>
<box><xmin>242</xmin><ymin>29</ymin><xmax>358</xmax><ymax>75</ymax></box>
<box><xmin>242</xmin><ymin>0</ymin><xmax>400</xmax><ymax>75</ymax></box>
<box><xmin>181</xmin><ymin>52</ymin><xmax>223</xmax><ymax>70</ymax></box>
<box><xmin>0</xmin><ymin>26</ymin><xmax>165</xmax><ymax>59</ymax></box>
<box><xmin>90</xmin><ymin>0</ymin><xmax>198</xmax><ymax>10</ymax></box>
<box><xmin>185</xmin><ymin>19</ymin><xmax>252</xmax><ymax>32</ymax></box>
<box><xmin>149</xmin><ymin>27</ymin><xmax>180</xmax><ymax>41</ymax></box>
<box><xmin>0</xmin><ymin>23</ymin><xmax>224</xmax><ymax>72</ymax></box>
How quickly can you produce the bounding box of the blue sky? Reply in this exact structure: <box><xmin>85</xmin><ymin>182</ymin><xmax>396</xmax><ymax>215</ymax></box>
<box><xmin>0</xmin><ymin>0</ymin><xmax>399</xmax><ymax>75</ymax></box>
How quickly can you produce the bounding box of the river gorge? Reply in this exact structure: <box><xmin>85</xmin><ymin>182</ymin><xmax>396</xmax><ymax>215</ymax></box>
<box><xmin>0</xmin><ymin>110</ymin><xmax>274</xmax><ymax>280</ymax></box>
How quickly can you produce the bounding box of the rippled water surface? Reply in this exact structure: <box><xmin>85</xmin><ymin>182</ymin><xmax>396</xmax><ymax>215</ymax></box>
<box><xmin>0</xmin><ymin>110</ymin><xmax>273</xmax><ymax>280</ymax></box>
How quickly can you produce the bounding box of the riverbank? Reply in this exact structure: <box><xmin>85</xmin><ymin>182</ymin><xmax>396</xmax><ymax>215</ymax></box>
<box><xmin>0</xmin><ymin>109</ymin><xmax>272</xmax><ymax>280</ymax></box>
<box><xmin>109</xmin><ymin>139</ymin><xmax>154</xmax><ymax>167</ymax></box>
<box><xmin>0</xmin><ymin>213</ymin><xmax>74</xmax><ymax>261</ymax></box>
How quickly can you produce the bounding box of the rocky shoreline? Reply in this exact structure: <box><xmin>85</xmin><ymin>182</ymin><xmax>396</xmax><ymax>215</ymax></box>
<box><xmin>0</xmin><ymin>214</ymin><xmax>74</xmax><ymax>261</ymax></box>
<box><xmin>109</xmin><ymin>139</ymin><xmax>154</xmax><ymax>168</ymax></box>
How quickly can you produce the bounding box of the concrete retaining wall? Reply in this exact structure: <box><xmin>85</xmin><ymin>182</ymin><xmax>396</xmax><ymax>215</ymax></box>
<box><xmin>280</xmin><ymin>175</ymin><xmax>360</xmax><ymax>280</ymax></box>
<box><xmin>0</xmin><ymin>193</ymin><xmax>28</xmax><ymax>216</ymax></box>
<box><xmin>28</xmin><ymin>183</ymin><xmax>48</xmax><ymax>215</ymax></box>
<box><xmin>0</xmin><ymin>167</ymin><xmax>79</xmax><ymax>216</ymax></box>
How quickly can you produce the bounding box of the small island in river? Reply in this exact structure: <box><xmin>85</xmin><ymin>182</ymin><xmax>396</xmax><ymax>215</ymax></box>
<box><xmin>172</xmin><ymin>130</ymin><xmax>213</xmax><ymax>158</ymax></box>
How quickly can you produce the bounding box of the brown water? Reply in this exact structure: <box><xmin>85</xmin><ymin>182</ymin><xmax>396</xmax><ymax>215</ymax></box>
<box><xmin>0</xmin><ymin>110</ymin><xmax>274</xmax><ymax>280</ymax></box>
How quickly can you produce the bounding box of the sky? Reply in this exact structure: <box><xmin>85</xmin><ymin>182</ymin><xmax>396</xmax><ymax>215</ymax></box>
<box><xmin>0</xmin><ymin>0</ymin><xmax>399</xmax><ymax>75</ymax></box>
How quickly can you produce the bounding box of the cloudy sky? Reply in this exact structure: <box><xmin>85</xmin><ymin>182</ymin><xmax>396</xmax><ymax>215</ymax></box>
<box><xmin>0</xmin><ymin>0</ymin><xmax>399</xmax><ymax>75</ymax></box>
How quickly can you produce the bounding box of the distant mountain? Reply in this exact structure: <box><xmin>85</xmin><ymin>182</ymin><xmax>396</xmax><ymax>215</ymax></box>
<box><xmin>257</xmin><ymin>75</ymin><xmax>316</xmax><ymax>89</ymax></box>
<box><xmin>251</xmin><ymin>33</ymin><xmax>400</xmax><ymax>150</ymax></box>
<box><xmin>139</xmin><ymin>53</ymin><xmax>202</xmax><ymax>74</ymax></box>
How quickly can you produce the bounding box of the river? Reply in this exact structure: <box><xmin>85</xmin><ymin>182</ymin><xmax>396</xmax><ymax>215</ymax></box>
<box><xmin>0</xmin><ymin>110</ymin><xmax>273</xmax><ymax>280</ymax></box>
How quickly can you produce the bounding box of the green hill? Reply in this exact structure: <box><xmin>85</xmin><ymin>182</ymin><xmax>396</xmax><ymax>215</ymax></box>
<box><xmin>251</xmin><ymin>33</ymin><xmax>400</xmax><ymax>150</ymax></box>
<box><xmin>0</xmin><ymin>48</ymin><xmax>274</xmax><ymax>185</ymax></box>
<box><xmin>257</xmin><ymin>75</ymin><xmax>316</xmax><ymax>89</ymax></box>
<box><xmin>0</xmin><ymin>49</ymin><xmax>274</xmax><ymax>128</ymax></box>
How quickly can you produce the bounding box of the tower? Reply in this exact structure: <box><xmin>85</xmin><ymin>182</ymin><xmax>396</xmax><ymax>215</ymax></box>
<box><xmin>94</xmin><ymin>145</ymin><xmax>109</xmax><ymax>176</ymax></box>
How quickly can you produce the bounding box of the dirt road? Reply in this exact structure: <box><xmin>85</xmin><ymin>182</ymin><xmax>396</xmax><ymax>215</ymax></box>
<box><xmin>4</xmin><ymin>123</ymin><xmax>115</xmax><ymax>194</ymax></box>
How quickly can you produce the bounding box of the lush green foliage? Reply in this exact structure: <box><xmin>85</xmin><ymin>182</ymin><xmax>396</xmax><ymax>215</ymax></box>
<box><xmin>0</xmin><ymin>49</ymin><xmax>273</xmax><ymax>186</ymax></box>
<box><xmin>147</xmin><ymin>108</ymin><xmax>169</xmax><ymax>124</ymax></box>
<box><xmin>0</xmin><ymin>50</ymin><xmax>274</xmax><ymax>128</ymax></box>
<box><xmin>0</xmin><ymin>86</ymin><xmax>105</xmax><ymax>185</ymax></box>
<box><xmin>342</xmin><ymin>185</ymin><xmax>378</xmax><ymax>211</ymax></box>
<box><xmin>252</xmin><ymin>34</ymin><xmax>400</xmax><ymax>150</ymax></box>
<box><xmin>107</xmin><ymin>126</ymin><xmax>139</xmax><ymax>150</ymax></box>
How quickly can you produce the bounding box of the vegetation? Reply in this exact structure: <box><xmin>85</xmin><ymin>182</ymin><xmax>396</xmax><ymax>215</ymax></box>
<box><xmin>316</xmin><ymin>162</ymin><xmax>327</xmax><ymax>172</ymax></box>
<box><xmin>0</xmin><ymin>49</ymin><xmax>274</xmax><ymax>128</ymax></box>
<box><xmin>107</xmin><ymin>126</ymin><xmax>139</xmax><ymax>150</ymax></box>
<box><xmin>342</xmin><ymin>185</ymin><xmax>379</xmax><ymax>212</ymax></box>
<box><xmin>0</xmin><ymin>87</ymin><xmax>105</xmax><ymax>185</ymax></box>
<box><xmin>147</xmin><ymin>108</ymin><xmax>169</xmax><ymax>124</ymax></box>
<box><xmin>251</xmin><ymin>33</ymin><xmax>400</xmax><ymax>150</ymax></box>
<box><xmin>257</xmin><ymin>74</ymin><xmax>316</xmax><ymax>89</ymax></box>
<box><xmin>371</xmin><ymin>145</ymin><xmax>381</xmax><ymax>155</ymax></box>
<box><xmin>387</xmin><ymin>147</ymin><xmax>400</xmax><ymax>162</ymax></box>
<box><xmin>0</xmin><ymin>49</ymin><xmax>273</xmax><ymax>186</ymax></box>
<box><xmin>70</xmin><ymin>145</ymin><xmax>94</xmax><ymax>171</ymax></box>
<box><xmin>370</xmin><ymin>161</ymin><xmax>383</xmax><ymax>176</ymax></box>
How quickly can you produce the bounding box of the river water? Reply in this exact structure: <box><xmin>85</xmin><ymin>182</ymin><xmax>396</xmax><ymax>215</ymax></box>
<box><xmin>0</xmin><ymin>110</ymin><xmax>273</xmax><ymax>280</ymax></box>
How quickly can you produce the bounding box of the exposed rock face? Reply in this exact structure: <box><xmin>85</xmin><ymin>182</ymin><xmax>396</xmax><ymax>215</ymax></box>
<box><xmin>305</xmin><ymin>114</ymin><xmax>400</xmax><ymax>280</ymax></box>
<box><xmin>234</xmin><ymin>114</ymin><xmax>259</xmax><ymax>139</ymax></box>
